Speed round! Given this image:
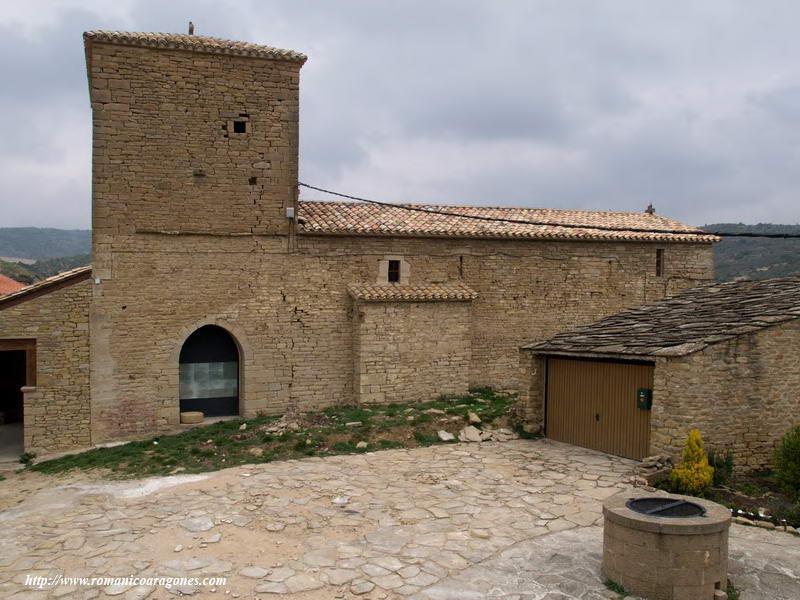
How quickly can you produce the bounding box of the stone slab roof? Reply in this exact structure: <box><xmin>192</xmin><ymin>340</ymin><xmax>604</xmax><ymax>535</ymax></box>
<box><xmin>0</xmin><ymin>266</ymin><xmax>91</xmax><ymax>310</ymax></box>
<box><xmin>348</xmin><ymin>283</ymin><xmax>478</xmax><ymax>302</ymax></box>
<box><xmin>83</xmin><ymin>31</ymin><xmax>307</xmax><ymax>63</ymax></box>
<box><xmin>297</xmin><ymin>201</ymin><xmax>717</xmax><ymax>243</ymax></box>
<box><xmin>526</xmin><ymin>277</ymin><xmax>800</xmax><ymax>358</ymax></box>
<box><xmin>0</xmin><ymin>274</ymin><xmax>25</xmax><ymax>296</ymax></box>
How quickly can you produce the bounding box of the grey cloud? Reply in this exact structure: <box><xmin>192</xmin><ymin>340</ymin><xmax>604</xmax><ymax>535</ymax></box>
<box><xmin>2</xmin><ymin>1</ymin><xmax>800</xmax><ymax>228</ymax></box>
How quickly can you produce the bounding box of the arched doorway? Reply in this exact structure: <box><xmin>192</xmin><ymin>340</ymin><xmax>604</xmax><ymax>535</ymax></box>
<box><xmin>179</xmin><ymin>325</ymin><xmax>239</xmax><ymax>416</ymax></box>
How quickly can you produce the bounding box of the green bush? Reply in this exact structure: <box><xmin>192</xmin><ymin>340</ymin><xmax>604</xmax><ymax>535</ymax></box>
<box><xmin>708</xmin><ymin>449</ymin><xmax>734</xmax><ymax>487</ymax></box>
<box><xmin>774</xmin><ymin>425</ymin><xmax>800</xmax><ymax>501</ymax></box>
<box><xmin>670</xmin><ymin>430</ymin><xmax>714</xmax><ymax>496</ymax></box>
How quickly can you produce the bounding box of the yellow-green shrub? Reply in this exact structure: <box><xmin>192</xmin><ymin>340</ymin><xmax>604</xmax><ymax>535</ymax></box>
<box><xmin>670</xmin><ymin>429</ymin><xmax>714</xmax><ymax>496</ymax></box>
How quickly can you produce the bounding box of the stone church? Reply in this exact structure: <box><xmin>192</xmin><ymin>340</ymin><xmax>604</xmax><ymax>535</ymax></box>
<box><xmin>0</xmin><ymin>31</ymin><xmax>716</xmax><ymax>455</ymax></box>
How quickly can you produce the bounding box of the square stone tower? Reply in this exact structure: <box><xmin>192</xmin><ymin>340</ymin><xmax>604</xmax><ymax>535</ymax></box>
<box><xmin>84</xmin><ymin>30</ymin><xmax>306</xmax><ymax>278</ymax></box>
<box><xmin>83</xmin><ymin>31</ymin><xmax>307</xmax><ymax>442</ymax></box>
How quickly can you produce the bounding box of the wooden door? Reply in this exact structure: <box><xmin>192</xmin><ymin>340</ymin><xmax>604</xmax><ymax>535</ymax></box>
<box><xmin>546</xmin><ymin>357</ymin><xmax>653</xmax><ymax>460</ymax></box>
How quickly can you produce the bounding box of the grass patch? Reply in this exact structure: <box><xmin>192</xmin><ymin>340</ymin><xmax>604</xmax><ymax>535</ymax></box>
<box><xmin>30</xmin><ymin>388</ymin><xmax>522</xmax><ymax>479</ymax></box>
<box><xmin>603</xmin><ymin>579</ymin><xmax>626</xmax><ymax>595</ymax></box>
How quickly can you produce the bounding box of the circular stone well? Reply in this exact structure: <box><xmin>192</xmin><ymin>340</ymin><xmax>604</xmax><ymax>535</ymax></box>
<box><xmin>602</xmin><ymin>492</ymin><xmax>730</xmax><ymax>600</ymax></box>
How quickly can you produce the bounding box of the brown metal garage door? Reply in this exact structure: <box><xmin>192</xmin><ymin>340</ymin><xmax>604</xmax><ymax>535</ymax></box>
<box><xmin>546</xmin><ymin>357</ymin><xmax>653</xmax><ymax>460</ymax></box>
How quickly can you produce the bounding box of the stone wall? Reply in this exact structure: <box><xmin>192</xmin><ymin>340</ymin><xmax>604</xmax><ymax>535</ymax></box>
<box><xmin>86</xmin><ymin>40</ymin><xmax>300</xmax><ymax>282</ymax></box>
<box><xmin>83</xmin><ymin>34</ymin><xmax>716</xmax><ymax>445</ymax></box>
<box><xmin>651</xmin><ymin>319</ymin><xmax>800</xmax><ymax>469</ymax></box>
<box><xmin>88</xmin><ymin>232</ymin><xmax>712</xmax><ymax>443</ymax></box>
<box><xmin>0</xmin><ymin>279</ymin><xmax>92</xmax><ymax>453</ymax></box>
<box><xmin>353</xmin><ymin>299</ymin><xmax>472</xmax><ymax>404</ymax></box>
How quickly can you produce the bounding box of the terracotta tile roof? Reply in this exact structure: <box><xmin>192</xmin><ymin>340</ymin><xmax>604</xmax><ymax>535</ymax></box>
<box><xmin>0</xmin><ymin>274</ymin><xmax>25</xmax><ymax>295</ymax></box>
<box><xmin>297</xmin><ymin>201</ymin><xmax>716</xmax><ymax>243</ymax></box>
<box><xmin>0</xmin><ymin>266</ymin><xmax>92</xmax><ymax>309</ymax></box>
<box><xmin>83</xmin><ymin>31</ymin><xmax>307</xmax><ymax>63</ymax></box>
<box><xmin>525</xmin><ymin>277</ymin><xmax>800</xmax><ymax>358</ymax></box>
<box><xmin>348</xmin><ymin>283</ymin><xmax>478</xmax><ymax>302</ymax></box>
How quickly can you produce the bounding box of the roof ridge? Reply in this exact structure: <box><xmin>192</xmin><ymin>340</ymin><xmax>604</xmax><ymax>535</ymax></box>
<box><xmin>297</xmin><ymin>200</ymin><xmax>716</xmax><ymax>242</ymax></box>
<box><xmin>83</xmin><ymin>31</ymin><xmax>307</xmax><ymax>63</ymax></box>
<box><xmin>297</xmin><ymin>199</ymin><xmax>687</xmax><ymax>219</ymax></box>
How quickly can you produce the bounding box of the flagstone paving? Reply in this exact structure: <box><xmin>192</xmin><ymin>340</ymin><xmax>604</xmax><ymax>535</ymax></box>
<box><xmin>0</xmin><ymin>439</ymin><xmax>797</xmax><ymax>599</ymax></box>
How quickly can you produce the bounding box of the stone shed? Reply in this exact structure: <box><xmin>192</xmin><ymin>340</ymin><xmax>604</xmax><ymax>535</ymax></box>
<box><xmin>520</xmin><ymin>277</ymin><xmax>800</xmax><ymax>467</ymax></box>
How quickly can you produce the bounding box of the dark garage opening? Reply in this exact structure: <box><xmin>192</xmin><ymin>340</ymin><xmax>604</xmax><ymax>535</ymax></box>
<box><xmin>179</xmin><ymin>325</ymin><xmax>239</xmax><ymax>417</ymax></box>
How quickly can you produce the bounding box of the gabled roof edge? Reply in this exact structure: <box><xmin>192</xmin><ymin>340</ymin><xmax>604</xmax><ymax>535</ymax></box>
<box><xmin>0</xmin><ymin>266</ymin><xmax>92</xmax><ymax>311</ymax></box>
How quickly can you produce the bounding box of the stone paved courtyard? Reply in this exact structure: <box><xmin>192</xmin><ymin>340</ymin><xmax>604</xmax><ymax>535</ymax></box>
<box><xmin>0</xmin><ymin>439</ymin><xmax>798</xmax><ymax>599</ymax></box>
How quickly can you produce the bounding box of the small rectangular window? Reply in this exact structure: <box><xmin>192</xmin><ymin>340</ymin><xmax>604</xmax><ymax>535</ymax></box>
<box><xmin>387</xmin><ymin>260</ymin><xmax>401</xmax><ymax>283</ymax></box>
<box><xmin>656</xmin><ymin>249</ymin><xmax>664</xmax><ymax>277</ymax></box>
<box><xmin>233</xmin><ymin>121</ymin><xmax>247</xmax><ymax>134</ymax></box>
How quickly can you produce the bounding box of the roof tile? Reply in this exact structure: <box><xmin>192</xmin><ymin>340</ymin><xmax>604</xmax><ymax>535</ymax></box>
<box><xmin>297</xmin><ymin>201</ymin><xmax>717</xmax><ymax>243</ymax></box>
<box><xmin>526</xmin><ymin>277</ymin><xmax>800</xmax><ymax>358</ymax></box>
<box><xmin>348</xmin><ymin>283</ymin><xmax>478</xmax><ymax>302</ymax></box>
<box><xmin>0</xmin><ymin>266</ymin><xmax>91</xmax><ymax>307</ymax></box>
<box><xmin>83</xmin><ymin>31</ymin><xmax>307</xmax><ymax>63</ymax></box>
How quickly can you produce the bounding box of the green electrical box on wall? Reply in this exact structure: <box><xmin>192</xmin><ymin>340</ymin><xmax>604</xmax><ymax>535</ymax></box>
<box><xmin>636</xmin><ymin>388</ymin><xmax>653</xmax><ymax>410</ymax></box>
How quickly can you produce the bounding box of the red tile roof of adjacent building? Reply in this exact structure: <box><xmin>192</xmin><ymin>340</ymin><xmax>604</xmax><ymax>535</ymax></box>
<box><xmin>0</xmin><ymin>274</ymin><xmax>25</xmax><ymax>295</ymax></box>
<box><xmin>83</xmin><ymin>31</ymin><xmax>307</xmax><ymax>63</ymax></box>
<box><xmin>297</xmin><ymin>201</ymin><xmax>718</xmax><ymax>243</ymax></box>
<box><xmin>0</xmin><ymin>266</ymin><xmax>92</xmax><ymax>309</ymax></box>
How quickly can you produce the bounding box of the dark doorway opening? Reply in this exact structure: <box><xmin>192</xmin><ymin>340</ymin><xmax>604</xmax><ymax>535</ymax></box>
<box><xmin>0</xmin><ymin>351</ymin><xmax>26</xmax><ymax>424</ymax></box>
<box><xmin>0</xmin><ymin>340</ymin><xmax>35</xmax><ymax>461</ymax></box>
<box><xmin>179</xmin><ymin>325</ymin><xmax>239</xmax><ymax>417</ymax></box>
<box><xmin>0</xmin><ymin>340</ymin><xmax>35</xmax><ymax>424</ymax></box>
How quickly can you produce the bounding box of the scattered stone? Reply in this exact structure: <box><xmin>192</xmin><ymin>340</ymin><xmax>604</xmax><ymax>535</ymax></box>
<box><xmin>424</xmin><ymin>409</ymin><xmax>445</xmax><ymax>415</ymax></box>
<box><xmin>179</xmin><ymin>517</ymin><xmax>214</xmax><ymax>533</ymax></box>
<box><xmin>345</xmin><ymin>422</ymin><xmax>363</xmax><ymax>427</ymax></box>
<box><xmin>239</xmin><ymin>423</ymin><xmax>247</xmax><ymax>431</ymax></box>
<box><xmin>356</xmin><ymin>441</ymin><xmax>368</xmax><ymax>449</ymax></box>
<box><xmin>373</xmin><ymin>573</ymin><xmax>404</xmax><ymax>590</ymax></box>
<box><xmin>734</xmin><ymin>517</ymin><xmax>754</xmax><ymax>526</ymax></box>
<box><xmin>239</xmin><ymin>566</ymin><xmax>269</xmax><ymax>579</ymax></box>
<box><xmin>350</xmin><ymin>581</ymin><xmax>375</xmax><ymax>595</ymax></box>
<box><xmin>325</xmin><ymin>568</ymin><xmax>359</xmax><ymax>585</ymax></box>
<box><xmin>284</xmin><ymin>573</ymin><xmax>323</xmax><ymax>593</ymax></box>
<box><xmin>203</xmin><ymin>533</ymin><xmax>221</xmax><ymax>543</ymax></box>
<box><xmin>755</xmin><ymin>520</ymin><xmax>776</xmax><ymax>530</ymax></box>
<box><xmin>332</xmin><ymin>496</ymin><xmax>350</xmax><ymax>505</ymax></box>
<box><xmin>249</xmin><ymin>447</ymin><xmax>264</xmax><ymax>457</ymax></box>
<box><xmin>173</xmin><ymin>545</ymin><xmax>184</xmax><ymax>552</ymax></box>
<box><xmin>458</xmin><ymin>426</ymin><xmax>482</xmax><ymax>443</ymax></box>
<box><xmin>492</xmin><ymin>428</ymin><xmax>517</xmax><ymax>441</ymax></box>
<box><xmin>467</xmin><ymin>412</ymin><xmax>481</xmax><ymax>424</ymax></box>
<box><xmin>254</xmin><ymin>582</ymin><xmax>288</xmax><ymax>594</ymax></box>
<box><xmin>437</xmin><ymin>430</ymin><xmax>455</xmax><ymax>442</ymax></box>
<box><xmin>122</xmin><ymin>585</ymin><xmax>155</xmax><ymax>600</ymax></box>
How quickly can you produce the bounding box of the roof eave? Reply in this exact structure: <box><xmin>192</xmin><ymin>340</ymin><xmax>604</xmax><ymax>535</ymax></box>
<box><xmin>0</xmin><ymin>266</ymin><xmax>92</xmax><ymax>311</ymax></box>
<box><xmin>297</xmin><ymin>230</ymin><xmax>718</xmax><ymax>244</ymax></box>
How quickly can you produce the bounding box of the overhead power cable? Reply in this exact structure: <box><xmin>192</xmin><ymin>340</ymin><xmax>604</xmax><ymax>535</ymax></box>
<box><xmin>298</xmin><ymin>182</ymin><xmax>800</xmax><ymax>239</ymax></box>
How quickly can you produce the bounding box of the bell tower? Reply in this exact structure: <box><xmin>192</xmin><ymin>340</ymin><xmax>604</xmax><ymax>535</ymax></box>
<box><xmin>84</xmin><ymin>30</ymin><xmax>306</xmax><ymax>277</ymax></box>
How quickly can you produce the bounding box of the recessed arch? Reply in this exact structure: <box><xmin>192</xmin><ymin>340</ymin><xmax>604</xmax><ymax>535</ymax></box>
<box><xmin>179</xmin><ymin>325</ymin><xmax>240</xmax><ymax>417</ymax></box>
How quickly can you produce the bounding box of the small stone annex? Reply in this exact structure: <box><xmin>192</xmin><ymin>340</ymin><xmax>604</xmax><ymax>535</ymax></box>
<box><xmin>520</xmin><ymin>277</ymin><xmax>800</xmax><ymax>467</ymax></box>
<box><xmin>0</xmin><ymin>30</ymin><xmax>717</xmax><ymax>456</ymax></box>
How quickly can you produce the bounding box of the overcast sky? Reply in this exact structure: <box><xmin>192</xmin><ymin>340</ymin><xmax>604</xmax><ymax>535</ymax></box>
<box><xmin>1</xmin><ymin>1</ymin><xmax>799</xmax><ymax>229</ymax></box>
